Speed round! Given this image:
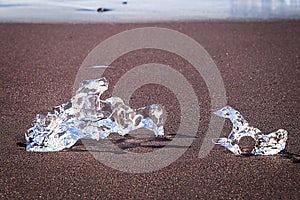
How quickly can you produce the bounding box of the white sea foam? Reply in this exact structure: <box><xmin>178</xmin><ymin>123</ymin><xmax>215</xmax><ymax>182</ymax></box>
<box><xmin>1</xmin><ymin>0</ymin><xmax>300</xmax><ymax>23</ymax></box>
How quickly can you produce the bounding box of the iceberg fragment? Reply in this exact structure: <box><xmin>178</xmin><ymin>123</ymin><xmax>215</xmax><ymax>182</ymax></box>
<box><xmin>25</xmin><ymin>77</ymin><xmax>164</xmax><ymax>152</ymax></box>
<box><xmin>213</xmin><ymin>106</ymin><xmax>288</xmax><ymax>155</ymax></box>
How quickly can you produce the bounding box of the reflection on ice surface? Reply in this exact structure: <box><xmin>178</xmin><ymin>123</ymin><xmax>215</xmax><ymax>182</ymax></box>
<box><xmin>25</xmin><ymin>77</ymin><xmax>164</xmax><ymax>152</ymax></box>
<box><xmin>213</xmin><ymin>106</ymin><xmax>288</xmax><ymax>155</ymax></box>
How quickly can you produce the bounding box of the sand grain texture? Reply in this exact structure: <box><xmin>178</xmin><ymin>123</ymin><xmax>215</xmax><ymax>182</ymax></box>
<box><xmin>0</xmin><ymin>21</ymin><xmax>299</xmax><ymax>199</ymax></box>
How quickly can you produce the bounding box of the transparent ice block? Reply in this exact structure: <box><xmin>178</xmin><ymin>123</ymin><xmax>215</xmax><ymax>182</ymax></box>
<box><xmin>25</xmin><ymin>77</ymin><xmax>164</xmax><ymax>152</ymax></box>
<box><xmin>213</xmin><ymin>106</ymin><xmax>288</xmax><ymax>155</ymax></box>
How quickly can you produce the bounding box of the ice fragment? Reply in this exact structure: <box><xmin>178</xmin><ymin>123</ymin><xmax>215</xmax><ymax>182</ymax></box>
<box><xmin>25</xmin><ymin>77</ymin><xmax>164</xmax><ymax>152</ymax></box>
<box><xmin>213</xmin><ymin>106</ymin><xmax>288</xmax><ymax>155</ymax></box>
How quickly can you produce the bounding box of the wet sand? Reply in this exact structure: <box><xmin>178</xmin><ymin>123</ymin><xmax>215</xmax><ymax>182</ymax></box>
<box><xmin>0</xmin><ymin>21</ymin><xmax>299</xmax><ymax>199</ymax></box>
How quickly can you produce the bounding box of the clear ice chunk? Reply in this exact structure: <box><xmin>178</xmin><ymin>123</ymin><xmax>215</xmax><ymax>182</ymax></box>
<box><xmin>25</xmin><ymin>77</ymin><xmax>164</xmax><ymax>152</ymax></box>
<box><xmin>213</xmin><ymin>106</ymin><xmax>288</xmax><ymax>155</ymax></box>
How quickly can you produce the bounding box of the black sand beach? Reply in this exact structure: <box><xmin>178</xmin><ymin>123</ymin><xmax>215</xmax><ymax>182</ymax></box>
<box><xmin>0</xmin><ymin>21</ymin><xmax>299</xmax><ymax>199</ymax></box>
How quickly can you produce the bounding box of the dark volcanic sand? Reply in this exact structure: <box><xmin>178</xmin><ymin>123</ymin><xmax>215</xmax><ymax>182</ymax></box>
<box><xmin>0</xmin><ymin>21</ymin><xmax>299</xmax><ymax>199</ymax></box>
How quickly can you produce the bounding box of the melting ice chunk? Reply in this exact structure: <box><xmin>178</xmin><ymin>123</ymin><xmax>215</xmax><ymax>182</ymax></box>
<box><xmin>25</xmin><ymin>77</ymin><xmax>164</xmax><ymax>152</ymax></box>
<box><xmin>213</xmin><ymin>106</ymin><xmax>288</xmax><ymax>155</ymax></box>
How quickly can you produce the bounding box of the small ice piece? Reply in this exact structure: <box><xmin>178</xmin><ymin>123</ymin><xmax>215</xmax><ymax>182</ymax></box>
<box><xmin>213</xmin><ymin>106</ymin><xmax>288</xmax><ymax>155</ymax></box>
<box><xmin>89</xmin><ymin>65</ymin><xmax>109</xmax><ymax>69</ymax></box>
<box><xmin>25</xmin><ymin>77</ymin><xmax>164</xmax><ymax>152</ymax></box>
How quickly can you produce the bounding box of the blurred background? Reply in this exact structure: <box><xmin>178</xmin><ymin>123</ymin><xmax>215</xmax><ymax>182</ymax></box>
<box><xmin>0</xmin><ymin>0</ymin><xmax>300</xmax><ymax>23</ymax></box>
